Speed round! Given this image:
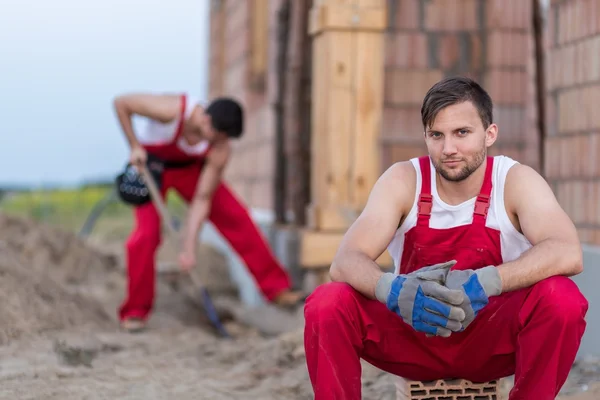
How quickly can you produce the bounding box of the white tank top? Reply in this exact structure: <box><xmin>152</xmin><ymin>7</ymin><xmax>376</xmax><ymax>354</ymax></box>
<box><xmin>137</xmin><ymin>94</ymin><xmax>210</xmax><ymax>155</ymax></box>
<box><xmin>386</xmin><ymin>155</ymin><xmax>533</xmax><ymax>274</ymax></box>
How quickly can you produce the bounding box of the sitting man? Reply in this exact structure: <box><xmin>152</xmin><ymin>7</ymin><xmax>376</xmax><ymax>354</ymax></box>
<box><xmin>303</xmin><ymin>76</ymin><xmax>588</xmax><ymax>400</ymax></box>
<box><xmin>113</xmin><ymin>92</ymin><xmax>304</xmax><ymax>332</ymax></box>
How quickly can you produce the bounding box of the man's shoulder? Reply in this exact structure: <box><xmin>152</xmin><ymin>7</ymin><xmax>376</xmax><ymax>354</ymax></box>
<box><xmin>503</xmin><ymin>160</ymin><xmax>550</xmax><ymax>206</ymax></box>
<box><xmin>377</xmin><ymin>160</ymin><xmax>418</xmax><ymax>206</ymax></box>
<box><xmin>383</xmin><ymin>160</ymin><xmax>417</xmax><ymax>182</ymax></box>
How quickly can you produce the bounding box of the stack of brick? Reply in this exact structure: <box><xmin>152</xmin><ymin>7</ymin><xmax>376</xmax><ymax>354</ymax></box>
<box><xmin>208</xmin><ymin>0</ymin><xmax>278</xmax><ymax>211</ymax></box>
<box><xmin>395</xmin><ymin>377</ymin><xmax>502</xmax><ymax>400</ymax></box>
<box><xmin>381</xmin><ymin>0</ymin><xmax>538</xmax><ymax>171</ymax></box>
<box><xmin>546</xmin><ymin>0</ymin><xmax>600</xmax><ymax>245</ymax></box>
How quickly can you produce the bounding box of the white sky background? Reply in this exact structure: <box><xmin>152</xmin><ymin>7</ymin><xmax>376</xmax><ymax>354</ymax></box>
<box><xmin>0</xmin><ymin>0</ymin><xmax>210</xmax><ymax>187</ymax></box>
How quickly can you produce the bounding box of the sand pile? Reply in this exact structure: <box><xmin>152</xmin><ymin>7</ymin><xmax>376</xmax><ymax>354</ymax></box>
<box><xmin>0</xmin><ymin>214</ymin><xmax>115</xmax><ymax>345</ymax></box>
<box><xmin>0</xmin><ymin>213</ymin><xmax>118</xmax><ymax>287</ymax></box>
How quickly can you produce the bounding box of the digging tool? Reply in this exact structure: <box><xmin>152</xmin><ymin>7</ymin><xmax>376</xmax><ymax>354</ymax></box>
<box><xmin>138</xmin><ymin>165</ymin><xmax>231</xmax><ymax>339</ymax></box>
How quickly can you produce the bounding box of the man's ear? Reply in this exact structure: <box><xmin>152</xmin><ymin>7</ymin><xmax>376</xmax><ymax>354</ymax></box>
<box><xmin>485</xmin><ymin>123</ymin><xmax>498</xmax><ymax>147</ymax></box>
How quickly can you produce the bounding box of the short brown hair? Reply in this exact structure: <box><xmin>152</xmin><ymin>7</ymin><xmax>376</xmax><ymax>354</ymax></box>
<box><xmin>421</xmin><ymin>76</ymin><xmax>493</xmax><ymax>130</ymax></box>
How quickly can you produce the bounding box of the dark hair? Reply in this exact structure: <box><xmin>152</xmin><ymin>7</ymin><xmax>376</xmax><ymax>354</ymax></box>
<box><xmin>421</xmin><ymin>76</ymin><xmax>493</xmax><ymax>130</ymax></box>
<box><xmin>205</xmin><ymin>97</ymin><xmax>244</xmax><ymax>138</ymax></box>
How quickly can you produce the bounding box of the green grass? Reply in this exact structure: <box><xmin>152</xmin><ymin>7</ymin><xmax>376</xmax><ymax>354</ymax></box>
<box><xmin>0</xmin><ymin>186</ymin><xmax>189</xmax><ymax>242</ymax></box>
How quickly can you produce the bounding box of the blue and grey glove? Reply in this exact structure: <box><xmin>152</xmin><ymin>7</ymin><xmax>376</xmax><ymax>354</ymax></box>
<box><xmin>444</xmin><ymin>265</ymin><xmax>503</xmax><ymax>330</ymax></box>
<box><xmin>375</xmin><ymin>261</ymin><xmax>466</xmax><ymax>337</ymax></box>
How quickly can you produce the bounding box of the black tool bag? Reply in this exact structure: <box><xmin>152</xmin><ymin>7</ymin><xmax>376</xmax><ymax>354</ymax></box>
<box><xmin>115</xmin><ymin>154</ymin><xmax>165</xmax><ymax>206</ymax></box>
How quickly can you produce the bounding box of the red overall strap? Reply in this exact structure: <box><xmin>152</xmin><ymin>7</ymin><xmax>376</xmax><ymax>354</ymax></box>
<box><xmin>417</xmin><ymin>156</ymin><xmax>433</xmax><ymax>227</ymax></box>
<box><xmin>170</xmin><ymin>94</ymin><xmax>187</xmax><ymax>144</ymax></box>
<box><xmin>473</xmin><ymin>156</ymin><xmax>494</xmax><ymax>225</ymax></box>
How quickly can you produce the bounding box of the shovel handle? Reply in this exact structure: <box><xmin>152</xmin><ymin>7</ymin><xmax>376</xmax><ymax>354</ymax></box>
<box><xmin>138</xmin><ymin>165</ymin><xmax>179</xmax><ymax>242</ymax></box>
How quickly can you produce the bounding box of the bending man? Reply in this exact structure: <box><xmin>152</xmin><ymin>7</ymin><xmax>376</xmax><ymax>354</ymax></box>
<box><xmin>114</xmin><ymin>92</ymin><xmax>304</xmax><ymax>332</ymax></box>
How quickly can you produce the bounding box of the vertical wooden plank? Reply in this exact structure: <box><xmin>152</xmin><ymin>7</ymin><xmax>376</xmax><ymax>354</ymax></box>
<box><xmin>251</xmin><ymin>0</ymin><xmax>269</xmax><ymax>87</ymax></box>
<box><xmin>350</xmin><ymin>31</ymin><xmax>384</xmax><ymax>208</ymax></box>
<box><xmin>310</xmin><ymin>31</ymin><xmax>331</xmax><ymax>208</ymax></box>
<box><xmin>327</xmin><ymin>32</ymin><xmax>354</xmax><ymax>208</ymax></box>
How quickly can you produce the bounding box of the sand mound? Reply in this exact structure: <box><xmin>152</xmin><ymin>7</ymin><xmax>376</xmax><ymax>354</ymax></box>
<box><xmin>0</xmin><ymin>214</ymin><xmax>118</xmax><ymax>286</ymax></box>
<box><xmin>0</xmin><ymin>214</ymin><xmax>115</xmax><ymax>345</ymax></box>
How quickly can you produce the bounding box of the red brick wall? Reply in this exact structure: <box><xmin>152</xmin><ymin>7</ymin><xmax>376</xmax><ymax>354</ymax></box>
<box><xmin>381</xmin><ymin>0</ymin><xmax>540</xmax><ymax>171</ymax></box>
<box><xmin>547</xmin><ymin>0</ymin><xmax>600</xmax><ymax>245</ymax></box>
<box><xmin>208</xmin><ymin>0</ymin><xmax>278</xmax><ymax>211</ymax></box>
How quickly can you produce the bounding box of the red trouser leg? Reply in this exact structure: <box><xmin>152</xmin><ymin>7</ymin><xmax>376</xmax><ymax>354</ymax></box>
<box><xmin>304</xmin><ymin>277</ymin><xmax>588</xmax><ymax>400</ymax></box>
<box><xmin>119</xmin><ymin>199</ymin><xmax>162</xmax><ymax>321</ymax></box>
<box><xmin>170</xmin><ymin>167</ymin><xmax>292</xmax><ymax>301</ymax></box>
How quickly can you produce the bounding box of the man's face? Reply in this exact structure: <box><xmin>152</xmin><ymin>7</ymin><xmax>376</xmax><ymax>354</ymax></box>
<box><xmin>191</xmin><ymin>110</ymin><xmax>228</xmax><ymax>143</ymax></box>
<box><xmin>424</xmin><ymin>101</ymin><xmax>497</xmax><ymax>182</ymax></box>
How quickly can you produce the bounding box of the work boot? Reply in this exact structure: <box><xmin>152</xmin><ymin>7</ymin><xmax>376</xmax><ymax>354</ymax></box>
<box><xmin>272</xmin><ymin>289</ymin><xmax>307</xmax><ymax>309</ymax></box>
<box><xmin>120</xmin><ymin>318</ymin><xmax>147</xmax><ymax>333</ymax></box>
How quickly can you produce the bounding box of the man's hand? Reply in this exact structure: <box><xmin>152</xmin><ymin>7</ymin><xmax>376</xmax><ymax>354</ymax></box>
<box><xmin>444</xmin><ymin>266</ymin><xmax>503</xmax><ymax>330</ymax></box>
<box><xmin>130</xmin><ymin>146</ymin><xmax>147</xmax><ymax>167</ymax></box>
<box><xmin>375</xmin><ymin>261</ymin><xmax>466</xmax><ymax>337</ymax></box>
<box><xmin>178</xmin><ymin>248</ymin><xmax>196</xmax><ymax>271</ymax></box>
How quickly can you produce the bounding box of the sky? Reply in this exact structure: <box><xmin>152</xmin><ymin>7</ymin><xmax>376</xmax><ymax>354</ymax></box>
<box><xmin>0</xmin><ymin>0</ymin><xmax>210</xmax><ymax>187</ymax></box>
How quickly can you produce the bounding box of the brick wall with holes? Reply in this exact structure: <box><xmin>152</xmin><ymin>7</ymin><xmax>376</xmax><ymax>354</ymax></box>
<box><xmin>546</xmin><ymin>0</ymin><xmax>600</xmax><ymax>245</ymax></box>
<box><xmin>208</xmin><ymin>0</ymin><xmax>278</xmax><ymax>211</ymax></box>
<box><xmin>381</xmin><ymin>0</ymin><xmax>540</xmax><ymax>172</ymax></box>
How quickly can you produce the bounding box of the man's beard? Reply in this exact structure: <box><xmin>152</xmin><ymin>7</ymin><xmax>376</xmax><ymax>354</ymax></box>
<box><xmin>434</xmin><ymin>146</ymin><xmax>486</xmax><ymax>182</ymax></box>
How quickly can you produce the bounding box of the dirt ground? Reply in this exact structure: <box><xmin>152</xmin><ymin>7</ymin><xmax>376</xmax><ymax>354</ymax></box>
<box><xmin>0</xmin><ymin>213</ymin><xmax>598</xmax><ymax>400</ymax></box>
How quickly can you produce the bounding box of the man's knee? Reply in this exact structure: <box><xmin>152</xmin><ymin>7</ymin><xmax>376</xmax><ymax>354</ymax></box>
<box><xmin>304</xmin><ymin>282</ymin><xmax>361</xmax><ymax>323</ymax></box>
<box><xmin>126</xmin><ymin>228</ymin><xmax>161</xmax><ymax>252</ymax></box>
<box><xmin>532</xmin><ymin>276</ymin><xmax>588</xmax><ymax>324</ymax></box>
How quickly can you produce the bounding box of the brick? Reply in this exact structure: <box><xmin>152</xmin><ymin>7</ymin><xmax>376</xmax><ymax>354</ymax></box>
<box><xmin>544</xmin><ymin>137</ymin><xmax>558</xmax><ymax>178</ymax></box>
<box><xmin>393</xmin><ymin>0</ymin><xmax>419</xmax><ymax>30</ymax></box>
<box><xmin>560</xmin><ymin>136</ymin><xmax>570</xmax><ymax>178</ymax></box>
<box><xmin>224</xmin><ymin>61</ymin><xmax>247</xmax><ymax>96</ymax></box>
<box><xmin>425</xmin><ymin>0</ymin><xmax>478</xmax><ymax>32</ymax></box>
<box><xmin>485</xmin><ymin>70</ymin><xmax>528</xmax><ymax>105</ymax></box>
<box><xmin>487</xmin><ymin>0</ymin><xmax>530</xmax><ymax>30</ymax></box>
<box><xmin>387</xmin><ymin>69</ymin><xmax>444</xmax><ymax>105</ymax></box>
<box><xmin>495</xmin><ymin>106</ymin><xmax>525</xmax><ymax>142</ymax></box>
<box><xmin>382</xmin><ymin>142</ymin><xmax>426</xmax><ymax>165</ymax></box>
<box><xmin>585</xmin><ymin>180</ymin><xmax>596</xmax><ymax>226</ymax></box>
<box><xmin>438</xmin><ymin>34</ymin><xmax>459</xmax><ymax>69</ymax></box>
<box><xmin>591</xmin><ymin>85</ymin><xmax>600</xmax><ymax>130</ymax></box>
<box><xmin>386</xmin><ymin>32</ymin><xmax>428</xmax><ymax>68</ymax></box>
<box><xmin>382</xmin><ymin>106</ymin><xmax>423</xmax><ymax>138</ymax></box>
<box><xmin>589</xmin><ymin>134</ymin><xmax>599</xmax><ymax>178</ymax></box>
<box><xmin>597</xmin><ymin>0</ymin><xmax>600</xmax><ymax>35</ymax></box>
<box><xmin>487</xmin><ymin>32</ymin><xmax>528</xmax><ymax>68</ymax></box>
<box><xmin>396</xmin><ymin>377</ymin><xmax>501</xmax><ymax>400</ymax></box>
<box><xmin>470</xmin><ymin>34</ymin><xmax>483</xmax><ymax>71</ymax></box>
<box><xmin>255</xmin><ymin>143</ymin><xmax>274</xmax><ymax>178</ymax></box>
<box><xmin>589</xmin><ymin>37</ymin><xmax>600</xmax><ymax>83</ymax></box>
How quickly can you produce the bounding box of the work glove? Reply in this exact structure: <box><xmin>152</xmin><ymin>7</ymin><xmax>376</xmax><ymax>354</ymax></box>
<box><xmin>375</xmin><ymin>261</ymin><xmax>466</xmax><ymax>337</ymax></box>
<box><xmin>444</xmin><ymin>265</ymin><xmax>503</xmax><ymax>330</ymax></box>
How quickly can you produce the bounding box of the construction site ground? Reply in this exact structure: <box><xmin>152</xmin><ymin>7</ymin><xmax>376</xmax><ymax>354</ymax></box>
<box><xmin>0</xmin><ymin>212</ymin><xmax>599</xmax><ymax>399</ymax></box>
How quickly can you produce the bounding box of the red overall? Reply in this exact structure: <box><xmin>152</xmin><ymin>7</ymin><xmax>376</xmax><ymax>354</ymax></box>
<box><xmin>119</xmin><ymin>95</ymin><xmax>292</xmax><ymax>321</ymax></box>
<box><xmin>304</xmin><ymin>156</ymin><xmax>588</xmax><ymax>400</ymax></box>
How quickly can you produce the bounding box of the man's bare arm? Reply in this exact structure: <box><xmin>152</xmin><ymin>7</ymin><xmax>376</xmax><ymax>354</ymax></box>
<box><xmin>329</xmin><ymin>162</ymin><xmax>414</xmax><ymax>299</ymax></box>
<box><xmin>182</xmin><ymin>142</ymin><xmax>231</xmax><ymax>253</ymax></box>
<box><xmin>497</xmin><ymin>164</ymin><xmax>583</xmax><ymax>292</ymax></box>
<box><xmin>113</xmin><ymin>94</ymin><xmax>182</xmax><ymax>148</ymax></box>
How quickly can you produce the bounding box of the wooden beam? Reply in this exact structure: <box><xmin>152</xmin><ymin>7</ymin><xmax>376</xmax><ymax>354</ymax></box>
<box><xmin>307</xmin><ymin>0</ymin><xmax>387</xmax><ymax>229</ymax></box>
<box><xmin>299</xmin><ymin>229</ymin><xmax>394</xmax><ymax>269</ymax></box>
<box><xmin>309</xmin><ymin>4</ymin><xmax>387</xmax><ymax>35</ymax></box>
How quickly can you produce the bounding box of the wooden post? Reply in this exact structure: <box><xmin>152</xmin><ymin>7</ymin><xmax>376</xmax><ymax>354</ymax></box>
<box><xmin>300</xmin><ymin>0</ymin><xmax>389</xmax><ymax>279</ymax></box>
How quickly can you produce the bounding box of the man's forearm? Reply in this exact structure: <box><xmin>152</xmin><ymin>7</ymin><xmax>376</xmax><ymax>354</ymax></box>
<box><xmin>183</xmin><ymin>198</ymin><xmax>211</xmax><ymax>252</ymax></box>
<box><xmin>330</xmin><ymin>250</ymin><xmax>386</xmax><ymax>299</ymax></box>
<box><xmin>497</xmin><ymin>238</ymin><xmax>583</xmax><ymax>292</ymax></box>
